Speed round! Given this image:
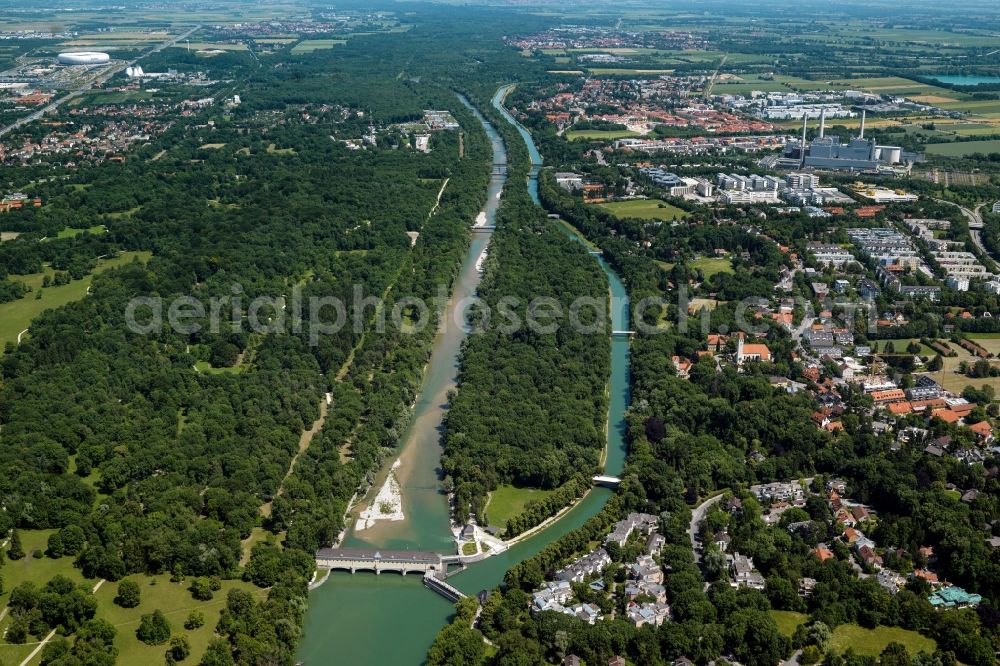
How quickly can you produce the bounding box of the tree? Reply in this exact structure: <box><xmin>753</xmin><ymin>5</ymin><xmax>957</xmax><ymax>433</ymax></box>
<box><xmin>804</xmin><ymin>621</ymin><xmax>831</xmax><ymax>652</ymax></box>
<box><xmin>46</xmin><ymin>532</ymin><xmax>63</xmax><ymax>558</ymax></box>
<box><xmin>8</xmin><ymin>529</ymin><xmax>25</xmax><ymax>560</ymax></box>
<box><xmin>167</xmin><ymin>636</ymin><xmax>191</xmax><ymax>662</ymax></box>
<box><xmin>136</xmin><ymin>610</ymin><xmax>171</xmax><ymax>645</ymax></box>
<box><xmin>114</xmin><ymin>579</ymin><xmax>141</xmax><ymax>608</ymax></box>
<box><xmin>58</xmin><ymin>526</ymin><xmax>85</xmax><ymax>556</ymax></box>
<box><xmin>184</xmin><ymin>610</ymin><xmax>204</xmax><ymax>630</ymax></box>
<box><xmin>198</xmin><ymin>638</ymin><xmax>235</xmax><ymax>666</ymax></box>
<box><xmin>880</xmin><ymin>642</ymin><xmax>912</xmax><ymax>666</ymax></box>
<box><xmin>188</xmin><ymin>577</ymin><xmax>213</xmax><ymax>601</ymax></box>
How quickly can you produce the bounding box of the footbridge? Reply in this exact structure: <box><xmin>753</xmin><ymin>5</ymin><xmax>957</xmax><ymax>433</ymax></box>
<box><xmin>423</xmin><ymin>571</ymin><xmax>468</xmax><ymax>602</ymax></box>
<box><xmin>611</xmin><ymin>330</ymin><xmax>635</xmax><ymax>337</ymax></box>
<box><xmin>314</xmin><ymin>548</ymin><xmax>446</xmax><ymax>576</ymax></box>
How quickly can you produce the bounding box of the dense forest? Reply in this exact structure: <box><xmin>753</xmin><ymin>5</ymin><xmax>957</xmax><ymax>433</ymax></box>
<box><xmin>0</xmin><ymin>9</ymin><xmax>541</xmax><ymax>662</ymax></box>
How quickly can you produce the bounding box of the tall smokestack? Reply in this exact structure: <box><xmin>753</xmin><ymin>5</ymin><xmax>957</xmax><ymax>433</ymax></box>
<box><xmin>800</xmin><ymin>114</ymin><xmax>808</xmax><ymax>167</ymax></box>
<box><xmin>859</xmin><ymin>109</ymin><xmax>866</xmax><ymax>139</ymax></box>
<box><xmin>819</xmin><ymin>108</ymin><xmax>826</xmax><ymax>139</ymax></box>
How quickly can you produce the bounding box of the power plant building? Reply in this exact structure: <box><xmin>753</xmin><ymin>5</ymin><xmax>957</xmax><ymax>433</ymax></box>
<box><xmin>781</xmin><ymin>110</ymin><xmax>919</xmax><ymax>172</ymax></box>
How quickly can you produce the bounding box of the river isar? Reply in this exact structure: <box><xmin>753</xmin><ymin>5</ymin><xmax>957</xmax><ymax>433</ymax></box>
<box><xmin>296</xmin><ymin>86</ymin><xmax>631</xmax><ymax>665</ymax></box>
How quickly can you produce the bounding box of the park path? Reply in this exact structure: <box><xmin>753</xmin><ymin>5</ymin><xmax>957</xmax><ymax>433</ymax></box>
<box><xmin>18</xmin><ymin>629</ymin><xmax>56</xmax><ymax>666</ymax></box>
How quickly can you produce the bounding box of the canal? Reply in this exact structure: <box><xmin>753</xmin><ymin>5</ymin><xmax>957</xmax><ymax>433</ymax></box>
<box><xmin>296</xmin><ymin>85</ymin><xmax>630</xmax><ymax>665</ymax></box>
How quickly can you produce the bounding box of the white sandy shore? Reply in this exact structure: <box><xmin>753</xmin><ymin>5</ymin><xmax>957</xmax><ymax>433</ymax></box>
<box><xmin>355</xmin><ymin>459</ymin><xmax>404</xmax><ymax>530</ymax></box>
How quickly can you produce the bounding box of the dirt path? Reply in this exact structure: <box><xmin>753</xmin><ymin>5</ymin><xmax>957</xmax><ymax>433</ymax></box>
<box><xmin>259</xmin><ymin>399</ymin><xmax>329</xmax><ymax>519</ymax></box>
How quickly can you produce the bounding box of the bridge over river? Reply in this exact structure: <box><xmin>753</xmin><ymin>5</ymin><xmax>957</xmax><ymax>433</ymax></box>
<box><xmin>314</xmin><ymin>547</ymin><xmax>465</xmax><ymax>575</ymax></box>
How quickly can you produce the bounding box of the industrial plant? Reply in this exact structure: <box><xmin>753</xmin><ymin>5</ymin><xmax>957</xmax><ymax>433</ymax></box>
<box><xmin>779</xmin><ymin>110</ymin><xmax>922</xmax><ymax>172</ymax></box>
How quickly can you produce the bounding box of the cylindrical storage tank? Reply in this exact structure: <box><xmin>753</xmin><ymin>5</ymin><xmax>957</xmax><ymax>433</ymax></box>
<box><xmin>877</xmin><ymin>146</ymin><xmax>902</xmax><ymax>163</ymax></box>
<box><xmin>57</xmin><ymin>52</ymin><xmax>111</xmax><ymax>65</ymax></box>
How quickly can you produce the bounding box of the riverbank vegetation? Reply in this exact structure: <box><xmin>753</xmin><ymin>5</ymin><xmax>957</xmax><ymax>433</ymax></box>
<box><xmin>440</xmin><ymin>90</ymin><xmax>610</xmax><ymax>526</ymax></box>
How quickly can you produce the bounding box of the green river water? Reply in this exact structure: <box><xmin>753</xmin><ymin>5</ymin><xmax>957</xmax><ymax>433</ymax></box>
<box><xmin>296</xmin><ymin>86</ymin><xmax>631</xmax><ymax>666</ymax></box>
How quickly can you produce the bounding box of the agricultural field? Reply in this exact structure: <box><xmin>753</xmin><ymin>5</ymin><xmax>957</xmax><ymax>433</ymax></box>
<box><xmin>170</xmin><ymin>42</ymin><xmax>248</xmax><ymax>51</ymax></box>
<box><xmin>565</xmin><ymin>129</ymin><xmax>640</xmax><ymax>141</ymax></box>
<box><xmin>587</xmin><ymin>68</ymin><xmax>675</xmax><ymax>75</ymax></box>
<box><xmin>940</xmin><ymin>99</ymin><xmax>1000</xmax><ymax>118</ymax></box>
<box><xmin>291</xmin><ymin>39</ymin><xmax>347</xmax><ymax>53</ymax></box>
<box><xmin>926</xmin><ymin>139</ymin><xmax>1000</xmax><ymax>157</ymax></box>
<box><xmin>0</xmin><ymin>251</ymin><xmax>151</xmax><ymax>351</ymax></box>
<box><xmin>598</xmin><ymin>198</ymin><xmax>687</xmax><ymax>221</ymax></box>
<box><xmin>485</xmin><ymin>485</ymin><xmax>555</xmax><ymax>529</ymax></box>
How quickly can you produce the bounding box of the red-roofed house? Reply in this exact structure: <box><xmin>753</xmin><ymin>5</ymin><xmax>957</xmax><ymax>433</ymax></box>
<box><xmin>872</xmin><ymin>389</ymin><xmax>907</xmax><ymax>404</ymax></box>
<box><xmin>813</xmin><ymin>545</ymin><xmax>835</xmax><ymax>562</ymax></box>
<box><xmin>932</xmin><ymin>409</ymin><xmax>961</xmax><ymax>424</ymax></box>
<box><xmin>888</xmin><ymin>401</ymin><xmax>913</xmax><ymax>415</ymax></box>
<box><xmin>969</xmin><ymin>420</ymin><xmax>993</xmax><ymax>442</ymax></box>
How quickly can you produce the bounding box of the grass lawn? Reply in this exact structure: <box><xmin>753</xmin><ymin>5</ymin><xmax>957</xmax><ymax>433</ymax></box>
<box><xmin>94</xmin><ymin>574</ymin><xmax>268</xmax><ymax>665</ymax></box>
<box><xmin>965</xmin><ymin>335</ymin><xmax>1000</xmax><ymax>357</ymax></box>
<box><xmin>194</xmin><ymin>360</ymin><xmax>245</xmax><ymax>375</ymax></box>
<box><xmin>690</xmin><ymin>256</ymin><xmax>734</xmax><ymax>279</ymax></box>
<box><xmin>1</xmin><ymin>530</ymin><xmax>90</xmax><ymax>606</ymax></box>
<box><xmin>565</xmin><ymin>129</ymin><xmax>640</xmax><ymax>141</ymax></box>
<box><xmin>771</xmin><ymin>610</ymin><xmax>809</xmax><ymax>638</ymax></box>
<box><xmin>599</xmin><ymin>199</ymin><xmax>687</xmax><ymax>221</ymax></box>
<box><xmin>924</xmin><ymin>344</ymin><xmax>1000</xmax><ymax>394</ymax></box>
<box><xmin>870</xmin><ymin>339</ymin><xmax>936</xmax><ymax>356</ymax></box>
<box><xmin>461</xmin><ymin>542</ymin><xmax>478</xmax><ymax>556</ymax></box>
<box><xmin>291</xmin><ymin>39</ymin><xmax>346</xmax><ymax>53</ymax></box>
<box><xmin>199</xmin><ymin>143</ymin><xmax>226</xmax><ymax>150</ymax></box>
<box><xmin>926</xmin><ymin>139</ymin><xmax>1000</xmax><ymax>157</ymax></box>
<box><xmin>55</xmin><ymin>224</ymin><xmax>107</xmax><ymax>239</ymax></box>
<box><xmin>239</xmin><ymin>527</ymin><xmax>282</xmax><ymax>566</ymax></box>
<box><xmin>485</xmin><ymin>485</ymin><xmax>555</xmax><ymax>529</ymax></box>
<box><xmin>830</xmin><ymin>624</ymin><xmax>936</xmax><ymax>657</ymax></box>
<box><xmin>0</xmin><ymin>251</ymin><xmax>151</xmax><ymax>351</ymax></box>
<box><xmin>266</xmin><ymin>143</ymin><xmax>297</xmax><ymax>155</ymax></box>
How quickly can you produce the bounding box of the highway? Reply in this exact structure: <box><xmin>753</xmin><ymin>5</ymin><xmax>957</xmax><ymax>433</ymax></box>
<box><xmin>934</xmin><ymin>198</ymin><xmax>997</xmax><ymax>271</ymax></box>
<box><xmin>0</xmin><ymin>25</ymin><xmax>200</xmax><ymax>139</ymax></box>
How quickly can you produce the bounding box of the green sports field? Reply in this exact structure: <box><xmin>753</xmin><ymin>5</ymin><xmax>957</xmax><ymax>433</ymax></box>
<box><xmin>599</xmin><ymin>199</ymin><xmax>687</xmax><ymax>221</ymax></box>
